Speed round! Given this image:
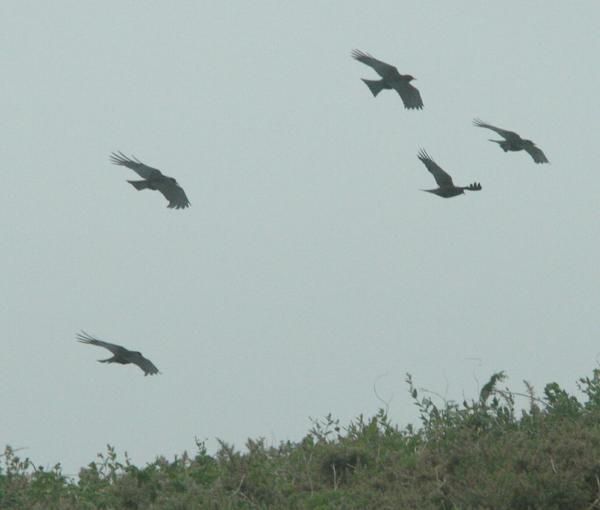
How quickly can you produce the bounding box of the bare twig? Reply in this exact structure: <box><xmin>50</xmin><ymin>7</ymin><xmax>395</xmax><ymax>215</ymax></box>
<box><xmin>373</xmin><ymin>372</ymin><xmax>394</xmax><ymax>414</ymax></box>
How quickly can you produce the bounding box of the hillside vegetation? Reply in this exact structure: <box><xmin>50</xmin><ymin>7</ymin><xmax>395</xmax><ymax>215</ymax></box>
<box><xmin>3</xmin><ymin>370</ymin><xmax>600</xmax><ymax>509</ymax></box>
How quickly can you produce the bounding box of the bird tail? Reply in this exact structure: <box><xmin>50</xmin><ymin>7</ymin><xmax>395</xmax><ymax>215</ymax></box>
<box><xmin>489</xmin><ymin>140</ymin><xmax>508</xmax><ymax>151</ymax></box>
<box><xmin>361</xmin><ymin>79</ymin><xmax>385</xmax><ymax>97</ymax></box>
<box><xmin>128</xmin><ymin>180</ymin><xmax>150</xmax><ymax>190</ymax></box>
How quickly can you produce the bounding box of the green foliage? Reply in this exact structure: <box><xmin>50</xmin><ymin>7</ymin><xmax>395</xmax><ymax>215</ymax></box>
<box><xmin>5</xmin><ymin>371</ymin><xmax>600</xmax><ymax>508</ymax></box>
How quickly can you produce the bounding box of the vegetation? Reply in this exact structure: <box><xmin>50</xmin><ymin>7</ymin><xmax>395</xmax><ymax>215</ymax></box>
<box><xmin>4</xmin><ymin>370</ymin><xmax>600</xmax><ymax>509</ymax></box>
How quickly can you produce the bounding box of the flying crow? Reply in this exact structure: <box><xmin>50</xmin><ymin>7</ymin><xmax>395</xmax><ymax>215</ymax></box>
<box><xmin>351</xmin><ymin>49</ymin><xmax>423</xmax><ymax>110</ymax></box>
<box><xmin>77</xmin><ymin>331</ymin><xmax>160</xmax><ymax>376</ymax></box>
<box><xmin>473</xmin><ymin>119</ymin><xmax>549</xmax><ymax>164</ymax></box>
<box><xmin>110</xmin><ymin>152</ymin><xmax>191</xmax><ymax>209</ymax></box>
<box><xmin>417</xmin><ymin>149</ymin><xmax>481</xmax><ymax>198</ymax></box>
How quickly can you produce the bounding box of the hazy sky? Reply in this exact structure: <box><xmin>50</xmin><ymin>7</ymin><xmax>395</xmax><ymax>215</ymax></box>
<box><xmin>2</xmin><ymin>1</ymin><xmax>599</xmax><ymax>474</ymax></box>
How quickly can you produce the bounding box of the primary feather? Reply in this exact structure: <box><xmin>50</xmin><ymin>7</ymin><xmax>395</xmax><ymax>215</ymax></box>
<box><xmin>417</xmin><ymin>149</ymin><xmax>454</xmax><ymax>188</ymax></box>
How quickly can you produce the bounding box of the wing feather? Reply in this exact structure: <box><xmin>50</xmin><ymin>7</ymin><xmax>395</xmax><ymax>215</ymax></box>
<box><xmin>417</xmin><ymin>149</ymin><xmax>453</xmax><ymax>187</ymax></box>
<box><xmin>472</xmin><ymin>119</ymin><xmax>520</xmax><ymax>141</ymax></box>
<box><xmin>76</xmin><ymin>331</ymin><xmax>125</xmax><ymax>356</ymax></box>
<box><xmin>110</xmin><ymin>152</ymin><xmax>164</xmax><ymax>180</ymax></box>
<box><xmin>524</xmin><ymin>145</ymin><xmax>549</xmax><ymax>164</ymax></box>
<box><xmin>394</xmin><ymin>82</ymin><xmax>424</xmax><ymax>110</ymax></box>
<box><xmin>154</xmin><ymin>181</ymin><xmax>191</xmax><ymax>209</ymax></box>
<box><xmin>351</xmin><ymin>49</ymin><xmax>399</xmax><ymax>78</ymax></box>
<box><xmin>133</xmin><ymin>354</ymin><xmax>160</xmax><ymax>376</ymax></box>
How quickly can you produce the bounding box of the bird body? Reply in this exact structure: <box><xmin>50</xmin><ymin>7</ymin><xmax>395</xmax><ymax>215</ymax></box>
<box><xmin>417</xmin><ymin>149</ymin><xmax>481</xmax><ymax>198</ymax></box>
<box><xmin>351</xmin><ymin>49</ymin><xmax>423</xmax><ymax>110</ymax></box>
<box><xmin>473</xmin><ymin>119</ymin><xmax>549</xmax><ymax>164</ymax></box>
<box><xmin>110</xmin><ymin>152</ymin><xmax>191</xmax><ymax>209</ymax></box>
<box><xmin>422</xmin><ymin>186</ymin><xmax>470</xmax><ymax>199</ymax></box>
<box><xmin>77</xmin><ymin>331</ymin><xmax>160</xmax><ymax>376</ymax></box>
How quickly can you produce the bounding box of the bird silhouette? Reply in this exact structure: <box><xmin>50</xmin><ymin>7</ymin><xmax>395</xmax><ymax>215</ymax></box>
<box><xmin>351</xmin><ymin>49</ymin><xmax>423</xmax><ymax>110</ymax></box>
<box><xmin>473</xmin><ymin>119</ymin><xmax>549</xmax><ymax>164</ymax></box>
<box><xmin>77</xmin><ymin>331</ymin><xmax>160</xmax><ymax>376</ymax></box>
<box><xmin>110</xmin><ymin>152</ymin><xmax>191</xmax><ymax>209</ymax></box>
<box><xmin>417</xmin><ymin>149</ymin><xmax>482</xmax><ymax>198</ymax></box>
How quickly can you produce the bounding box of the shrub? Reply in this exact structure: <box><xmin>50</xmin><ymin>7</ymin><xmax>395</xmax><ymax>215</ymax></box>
<box><xmin>4</xmin><ymin>371</ymin><xmax>600</xmax><ymax>509</ymax></box>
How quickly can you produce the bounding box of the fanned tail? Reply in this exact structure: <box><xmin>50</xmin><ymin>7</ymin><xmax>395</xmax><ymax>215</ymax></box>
<box><xmin>489</xmin><ymin>140</ymin><xmax>509</xmax><ymax>152</ymax></box>
<box><xmin>361</xmin><ymin>79</ymin><xmax>385</xmax><ymax>97</ymax></box>
<box><xmin>128</xmin><ymin>180</ymin><xmax>150</xmax><ymax>190</ymax></box>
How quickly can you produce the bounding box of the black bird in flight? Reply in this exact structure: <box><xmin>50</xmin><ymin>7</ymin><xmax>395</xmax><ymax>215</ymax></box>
<box><xmin>77</xmin><ymin>331</ymin><xmax>160</xmax><ymax>376</ymax></box>
<box><xmin>417</xmin><ymin>149</ymin><xmax>482</xmax><ymax>198</ymax></box>
<box><xmin>110</xmin><ymin>152</ymin><xmax>191</xmax><ymax>209</ymax></box>
<box><xmin>351</xmin><ymin>49</ymin><xmax>423</xmax><ymax>110</ymax></box>
<box><xmin>472</xmin><ymin>119</ymin><xmax>549</xmax><ymax>164</ymax></box>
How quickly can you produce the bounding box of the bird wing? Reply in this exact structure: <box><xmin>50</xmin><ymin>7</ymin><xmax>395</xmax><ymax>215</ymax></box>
<box><xmin>76</xmin><ymin>331</ymin><xmax>126</xmax><ymax>356</ymax></box>
<box><xmin>393</xmin><ymin>82</ymin><xmax>424</xmax><ymax>110</ymax></box>
<box><xmin>524</xmin><ymin>144</ymin><xmax>549</xmax><ymax>164</ymax></box>
<box><xmin>417</xmin><ymin>149</ymin><xmax>453</xmax><ymax>187</ymax></box>
<box><xmin>110</xmin><ymin>152</ymin><xmax>164</xmax><ymax>179</ymax></box>
<box><xmin>472</xmin><ymin>118</ymin><xmax>521</xmax><ymax>141</ymax></box>
<box><xmin>154</xmin><ymin>180</ymin><xmax>191</xmax><ymax>209</ymax></box>
<box><xmin>351</xmin><ymin>49</ymin><xmax>398</xmax><ymax>78</ymax></box>
<box><xmin>133</xmin><ymin>354</ymin><xmax>160</xmax><ymax>376</ymax></box>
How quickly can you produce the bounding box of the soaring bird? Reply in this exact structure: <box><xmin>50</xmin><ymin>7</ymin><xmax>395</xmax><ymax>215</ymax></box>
<box><xmin>417</xmin><ymin>149</ymin><xmax>482</xmax><ymax>198</ymax></box>
<box><xmin>351</xmin><ymin>49</ymin><xmax>423</xmax><ymax>110</ymax></box>
<box><xmin>472</xmin><ymin>119</ymin><xmax>549</xmax><ymax>164</ymax></box>
<box><xmin>110</xmin><ymin>152</ymin><xmax>191</xmax><ymax>209</ymax></box>
<box><xmin>77</xmin><ymin>331</ymin><xmax>160</xmax><ymax>376</ymax></box>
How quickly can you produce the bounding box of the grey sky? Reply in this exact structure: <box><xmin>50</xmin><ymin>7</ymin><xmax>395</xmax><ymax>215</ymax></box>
<box><xmin>2</xmin><ymin>1</ymin><xmax>599</xmax><ymax>473</ymax></box>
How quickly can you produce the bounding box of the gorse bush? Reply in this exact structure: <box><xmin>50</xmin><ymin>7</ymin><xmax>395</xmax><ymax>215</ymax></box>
<box><xmin>4</xmin><ymin>370</ymin><xmax>600</xmax><ymax>509</ymax></box>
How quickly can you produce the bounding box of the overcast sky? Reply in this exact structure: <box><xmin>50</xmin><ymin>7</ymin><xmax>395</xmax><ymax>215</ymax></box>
<box><xmin>2</xmin><ymin>1</ymin><xmax>599</xmax><ymax>474</ymax></box>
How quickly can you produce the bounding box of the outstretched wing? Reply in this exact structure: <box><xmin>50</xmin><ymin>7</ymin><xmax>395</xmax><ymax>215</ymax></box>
<box><xmin>472</xmin><ymin>118</ymin><xmax>520</xmax><ymax>141</ymax></box>
<box><xmin>417</xmin><ymin>149</ymin><xmax>453</xmax><ymax>187</ymax></box>
<box><xmin>110</xmin><ymin>152</ymin><xmax>164</xmax><ymax>180</ymax></box>
<box><xmin>154</xmin><ymin>180</ymin><xmax>191</xmax><ymax>209</ymax></box>
<box><xmin>351</xmin><ymin>49</ymin><xmax>398</xmax><ymax>78</ymax></box>
<box><xmin>393</xmin><ymin>82</ymin><xmax>424</xmax><ymax>110</ymax></box>
<box><xmin>76</xmin><ymin>331</ymin><xmax>125</xmax><ymax>356</ymax></box>
<box><xmin>133</xmin><ymin>354</ymin><xmax>160</xmax><ymax>376</ymax></box>
<box><xmin>524</xmin><ymin>145</ymin><xmax>549</xmax><ymax>164</ymax></box>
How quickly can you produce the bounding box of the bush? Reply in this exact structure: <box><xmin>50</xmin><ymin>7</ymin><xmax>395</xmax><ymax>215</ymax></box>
<box><xmin>4</xmin><ymin>370</ymin><xmax>600</xmax><ymax>509</ymax></box>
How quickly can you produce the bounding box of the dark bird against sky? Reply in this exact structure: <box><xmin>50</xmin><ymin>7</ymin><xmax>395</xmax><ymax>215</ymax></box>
<box><xmin>110</xmin><ymin>152</ymin><xmax>191</xmax><ymax>209</ymax></box>
<box><xmin>473</xmin><ymin>119</ymin><xmax>549</xmax><ymax>164</ymax></box>
<box><xmin>351</xmin><ymin>49</ymin><xmax>423</xmax><ymax>110</ymax></box>
<box><xmin>417</xmin><ymin>149</ymin><xmax>482</xmax><ymax>198</ymax></box>
<box><xmin>77</xmin><ymin>331</ymin><xmax>160</xmax><ymax>376</ymax></box>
